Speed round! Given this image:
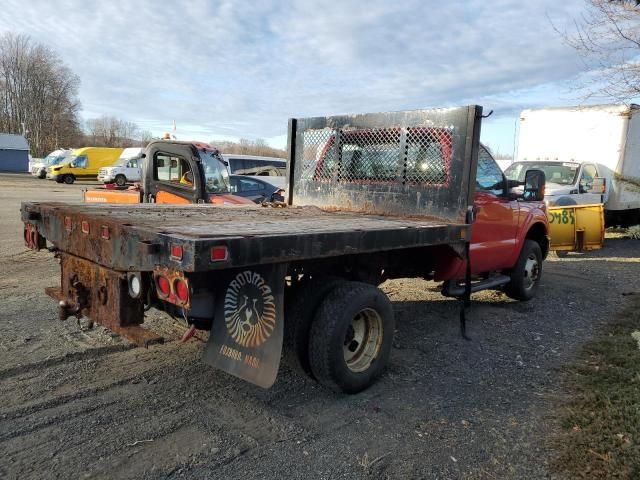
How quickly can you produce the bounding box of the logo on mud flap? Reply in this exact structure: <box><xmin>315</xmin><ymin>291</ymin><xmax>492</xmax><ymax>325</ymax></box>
<box><xmin>224</xmin><ymin>271</ymin><xmax>276</xmax><ymax>348</ymax></box>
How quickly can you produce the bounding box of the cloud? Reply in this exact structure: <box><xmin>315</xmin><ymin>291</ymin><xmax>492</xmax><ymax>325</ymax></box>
<box><xmin>1</xmin><ymin>0</ymin><xmax>589</xmax><ymax>144</ymax></box>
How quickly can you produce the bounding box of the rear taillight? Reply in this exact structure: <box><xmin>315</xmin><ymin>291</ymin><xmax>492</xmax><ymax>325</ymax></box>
<box><xmin>174</xmin><ymin>278</ymin><xmax>189</xmax><ymax>303</ymax></box>
<box><xmin>101</xmin><ymin>225</ymin><xmax>110</xmax><ymax>240</ymax></box>
<box><xmin>156</xmin><ymin>276</ymin><xmax>170</xmax><ymax>297</ymax></box>
<box><xmin>170</xmin><ymin>244</ymin><xmax>183</xmax><ymax>261</ymax></box>
<box><xmin>81</xmin><ymin>220</ymin><xmax>90</xmax><ymax>234</ymax></box>
<box><xmin>211</xmin><ymin>245</ymin><xmax>228</xmax><ymax>262</ymax></box>
<box><xmin>64</xmin><ymin>216</ymin><xmax>72</xmax><ymax>232</ymax></box>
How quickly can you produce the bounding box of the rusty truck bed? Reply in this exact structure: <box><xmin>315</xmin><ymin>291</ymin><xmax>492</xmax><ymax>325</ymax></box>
<box><xmin>21</xmin><ymin>202</ymin><xmax>469</xmax><ymax>272</ymax></box>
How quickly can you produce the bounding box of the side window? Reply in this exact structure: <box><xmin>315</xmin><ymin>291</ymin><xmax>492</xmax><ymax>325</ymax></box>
<box><xmin>128</xmin><ymin>159</ymin><xmax>138</xmax><ymax>168</ymax></box>
<box><xmin>154</xmin><ymin>153</ymin><xmax>194</xmax><ymax>188</ymax></box>
<box><xmin>73</xmin><ymin>155</ymin><xmax>88</xmax><ymax>168</ymax></box>
<box><xmin>238</xmin><ymin>178</ymin><xmax>264</xmax><ymax>192</ymax></box>
<box><xmin>580</xmin><ymin>164</ymin><xmax>597</xmax><ymax>191</ymax></box>
<box><xmin>476</xmin><ymin>146</ymin><xmax>504</xmax><ymax>195</ymax></box>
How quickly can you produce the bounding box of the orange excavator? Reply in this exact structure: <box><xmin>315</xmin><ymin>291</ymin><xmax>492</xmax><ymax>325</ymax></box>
<box><xmin>84</xmin><ymin>140</ymin><xmax>254</xmax><ymax>206</ymax></box>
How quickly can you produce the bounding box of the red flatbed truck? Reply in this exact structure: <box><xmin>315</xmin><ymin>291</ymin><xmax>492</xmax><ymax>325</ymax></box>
<box><xmin>22</xmin><ymin>106</ymin><xmax>549</xmax><ymax>393</ymax></box>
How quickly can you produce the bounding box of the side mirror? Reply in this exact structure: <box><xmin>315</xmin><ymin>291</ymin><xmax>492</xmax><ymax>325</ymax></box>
<box><xmin>506</xmin><ymin>179</ymin><xmax>523</xmax><ymax>190</ymax></box>
<box><xmin>523</xmin><ymin>169</ymin><xmax>546</xmax><ymax>201</ymax></box>
<box><xmin>170</xmin><ymin>159</ymin><xmax>178</xmax><ymax>168</ymax></box>
<box><xmin>156</xmin><ymin>158</ymin><xmax>165</xmax><ymax>168</ymax></box>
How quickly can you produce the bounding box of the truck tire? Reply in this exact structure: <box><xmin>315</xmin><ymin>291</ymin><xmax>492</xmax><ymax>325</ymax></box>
<box><xmin>283</xmin><ymin>276</ymin><xmax>345</xmax><ymax>378</ymax></box>
<box><xmin>308</xmin><ymin>282</ymin><xmax>395</xmax><ymax>394</ymax></box>
<box><xmin>63</xmin><ymin>174</ymin><xmax>75</xmax><ymax>185</ymax></box>
<box><xmin>115</xmin><ymin>174</ymin><xmax>127</xmax><ymax>187</ymax></box>
<box><xmin>505</xmin><ymin>240</ymin><xmax>542</xmax><ymax>301</ymax></box>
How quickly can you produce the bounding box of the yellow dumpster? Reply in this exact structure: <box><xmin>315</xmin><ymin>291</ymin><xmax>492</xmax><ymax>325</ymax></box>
<box><xmin>548</xmin><ymin>203</ymin><xmax>605</xmax><ymax>253</ymax></box>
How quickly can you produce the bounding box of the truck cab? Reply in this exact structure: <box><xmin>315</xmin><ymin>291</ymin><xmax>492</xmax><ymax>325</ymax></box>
<box><xmin>97</xmin><ymin>147</ymin><xmax>144</xmax><ymax>186</ymax></box>
<box><xmin>84</xmin><ymin>140</ymin><xmax>253</xmax><ymax>205</ymax></box>
<box><xmin>504</xmin><ymin>160</ymin><xmax>604</xmax><ymax>207</ymax></box>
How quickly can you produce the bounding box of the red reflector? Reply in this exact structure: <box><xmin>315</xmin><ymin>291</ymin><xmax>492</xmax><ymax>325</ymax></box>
<box><xmin>174</xmin><ymin>279</ymin><xmax>189</xmax><ymax>303</ymax></box>
<box><xmin>211</xmin><ymin>246</ymin><xmax>228</xmax><ymax>262</ymax></box>
<box><xmin>64</xmin><ymin>216</ymin><xmax>72</xmax><ymax>232</ymax></box>
<box><xmin>170</xmin><ymin>244</ymin><xmax>183</xmax><ymax>260</ymax></box>
<box><xmin>101</xmin><ymin>225</ymin><xmax>110</xmax><ymax>240</ymax></box>
<box><xmin>156</xmin><ymin>276</ymin><xmax>170</xmax><ymax>297</ymax></box>
<box><xmin>81</xmin><ymin>220</ymin><xmax>90</xmax><ymax>234</ymax></box>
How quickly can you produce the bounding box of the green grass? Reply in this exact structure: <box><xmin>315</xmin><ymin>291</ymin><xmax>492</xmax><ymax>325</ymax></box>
<box><xmin>551</xmin><ymin>295</ymin><xmax>640</xmax><ymax>479</ymax></box>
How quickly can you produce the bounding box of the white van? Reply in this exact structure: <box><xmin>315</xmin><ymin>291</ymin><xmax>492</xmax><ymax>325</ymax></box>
<box><xmin>97</xmin><ymin>147</ymin><xmax>144</xmax><ymax>186</ymax></box>
<box><xmin>222</xmin><ymin>154</ymin><xmax>287</xmax><ymax>188</ymax></box>
<box><xmin>31</xmin><ymin>149</ymin><xmax>72</xmax><ymax>179</ymax></box>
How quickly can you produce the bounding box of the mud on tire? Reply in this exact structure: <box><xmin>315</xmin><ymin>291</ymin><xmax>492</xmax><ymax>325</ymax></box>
<box><xmin>308</xmin><ymin>281</ymin><xmax>395</xmax><ymax>394</ymax></box>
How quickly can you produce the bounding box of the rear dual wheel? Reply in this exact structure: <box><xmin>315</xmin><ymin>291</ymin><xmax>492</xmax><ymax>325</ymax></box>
<box><xmin>308</xmin><ymin>282</ymin><xmax>395</xmax><ymax>394</ymax></box>
<box><xmin>285</xmin><ymin>279</ymin><xmax>395</xmax><ymax>393</ymax></box>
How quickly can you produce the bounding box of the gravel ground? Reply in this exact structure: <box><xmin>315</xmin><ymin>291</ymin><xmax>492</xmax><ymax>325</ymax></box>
<box><xmin>0</xmin><ymin>173</ymin><xmax>638</xmax><ymax>479</ymax></box>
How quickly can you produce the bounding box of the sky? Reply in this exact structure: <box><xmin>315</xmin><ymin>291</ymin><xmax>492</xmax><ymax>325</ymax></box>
<box><xmin>0</xmin><ymin>0</ymin><xmax>601</xmax><ymax>156</ymax></box>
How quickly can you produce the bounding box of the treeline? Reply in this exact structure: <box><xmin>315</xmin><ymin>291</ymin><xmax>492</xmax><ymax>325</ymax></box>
<box><xmin>84</xmin><ymin>115</ymin><xmax>153</xmax><ymax>148</ymax></box>
<box><xmin>0</xmin><ymin>33</ymin><xmax>82</xmax><ymax>157</ymax></box>
<box><xmin>211</xmin><ymin>138</ymin><xmax>286</xmax><ymax>158</ymax></box>
<box><xmin>1</xmin><ymin>32</ymin><xmax>285</xmax><ymax>158</ymax></box>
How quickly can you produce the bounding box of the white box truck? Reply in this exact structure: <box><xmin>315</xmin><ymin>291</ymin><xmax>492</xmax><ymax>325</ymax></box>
<box><xmin>505</xmin><ymin>104</ymin><xmax>640</xmax><ymax>225</ymax></box>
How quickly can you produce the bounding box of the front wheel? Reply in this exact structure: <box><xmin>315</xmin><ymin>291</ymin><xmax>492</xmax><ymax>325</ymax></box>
<box><xmin>115</xmin><ymin>174</ymin><xmax>127</xmax><ymax>187</ymax></box>
<box><xmin>308</xmin><ymin>282</ymin><xmax>395</xmax><ymax>394</ymax></box>
<box><xmin>63</xmin><ymin>174</ymin><xmax>75</xmax><ymax>185</ymax></box>
<box><xmin>505</xmin><ymin>240</ymin><xmax>542</xmax><ymax>301</ymax></box>
<box><xmin>38</xmin><ymin>171</ymin><xmax>46</xmax><ymax>179</ymax></box>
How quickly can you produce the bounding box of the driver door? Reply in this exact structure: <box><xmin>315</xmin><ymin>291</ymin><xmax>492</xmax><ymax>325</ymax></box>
<box><xmin>145</xmin><ymin>144</ymin><xmax>204</xmax><ymax>204</ymax></box>
<box><xmin>470</xmin><ymin>146</ymin><xmax>519</xmax><ymax>273</ymax></box>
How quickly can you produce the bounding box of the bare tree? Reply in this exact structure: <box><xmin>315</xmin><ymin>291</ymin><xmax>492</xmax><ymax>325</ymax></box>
<box><xmin>0</xmin><ymin>33</ymin><xmax>81</xmax><ymax>156</ymax></box>
<box><xmin>210</xmin><ymin>138</ymin><xmax>286</xmax><ymax>158</ymax></box>
<box><xmin>84</xmin><ymin>115</ymin><xmax>141</xmax><ymax>147</ymax></box>
<box><xmin>561</xmin><ymin>1</ymin><xmax>640</xmax><ymax>100</ymax></box>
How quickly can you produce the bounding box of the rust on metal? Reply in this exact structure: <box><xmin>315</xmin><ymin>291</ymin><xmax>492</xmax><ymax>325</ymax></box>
<box><xmin>43</xmin><ymin>254</ymin><xmax>164</xmax><ymax>346</ymax></box>
<box><xmin>153</xmin><ymin>266</ymin><xmax>192</xmax><ymax>310</ymax></box>
<box><xmin>23</xmin><ymin>222</ymin><xmax>46</xmax><ymax>250</ymax></box>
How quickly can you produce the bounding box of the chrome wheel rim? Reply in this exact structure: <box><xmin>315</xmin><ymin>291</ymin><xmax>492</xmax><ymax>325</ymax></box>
<box><xmin>523</xmin><ymin>254</ymin><xmax>540</xmax><ymax>290</ymax></box>
<box><xmin>343</xmin><ymin>308</ymin><xmax>383</xmax><ymax>373</ymax></box>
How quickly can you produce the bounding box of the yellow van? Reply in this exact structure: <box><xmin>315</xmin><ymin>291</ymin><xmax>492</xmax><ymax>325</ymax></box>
<box><xmin>47</xmin><ymin>147</ymin><xmax>124</xmax><ymax>184</ymax></box>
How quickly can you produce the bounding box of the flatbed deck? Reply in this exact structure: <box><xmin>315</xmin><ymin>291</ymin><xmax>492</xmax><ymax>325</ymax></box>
<box><xmin>22</xmin><ymin>202</ymin><xmax>469</xmax><ymax>272</ymax></box>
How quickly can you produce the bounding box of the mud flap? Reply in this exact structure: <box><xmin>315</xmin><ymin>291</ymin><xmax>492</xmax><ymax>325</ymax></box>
<box><xmin>203</xmin><ymin>264</ymin><xmax>286</xmax><ymax>388</ymax></box>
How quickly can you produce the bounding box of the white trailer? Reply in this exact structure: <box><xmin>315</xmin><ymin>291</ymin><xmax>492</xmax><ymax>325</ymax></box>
<box><xmin>506</xmin><ymin>104</ymin><xmax>640</xmax><ymax>224</ymax></box>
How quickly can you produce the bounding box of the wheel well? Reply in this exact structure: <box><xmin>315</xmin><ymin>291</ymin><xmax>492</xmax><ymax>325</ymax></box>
<box><xmin>525</xmin><ymin>222</ymin><xmax>549</xmax><ymax>259</ymax></box>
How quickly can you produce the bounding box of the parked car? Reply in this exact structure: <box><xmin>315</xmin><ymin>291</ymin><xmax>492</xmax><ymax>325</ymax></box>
<box><xmin>97</xmin><ymin>147</ymin><xmax>144</xmax><ymax>186</ymax></box>
<box><xmin>223</xmin><ymin>154</ymin><xmax>287</xmax><ymax>188</ymax></box>
<box><xmin>229</xmin><ymin>175</ymin><xmax>285</xmax><ymax>203</ymax></box>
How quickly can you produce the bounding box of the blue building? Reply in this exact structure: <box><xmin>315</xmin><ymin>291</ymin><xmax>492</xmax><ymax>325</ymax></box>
<box><xmin>0</xmin><ymin>134</ymin><xmax>29</xmax><ymax>172</ymax></box>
